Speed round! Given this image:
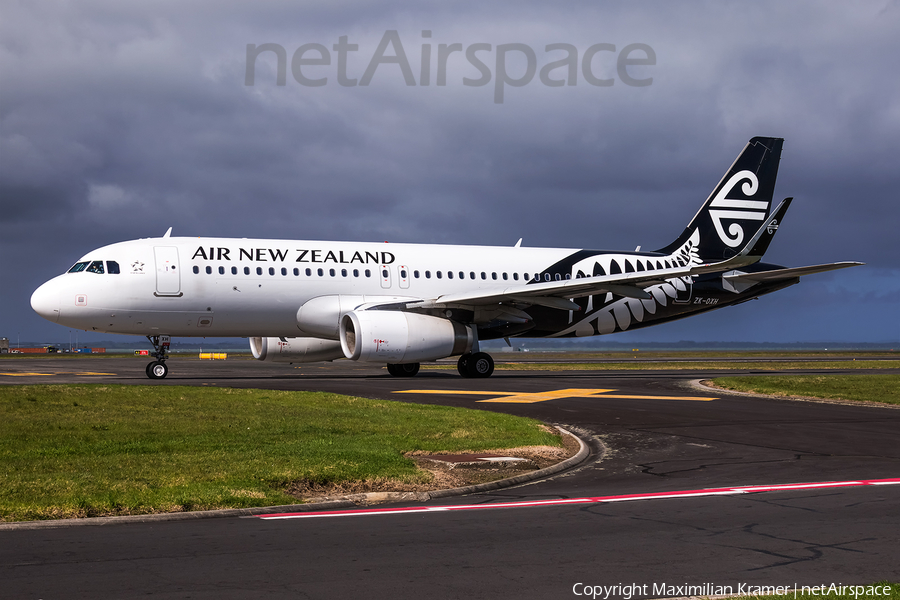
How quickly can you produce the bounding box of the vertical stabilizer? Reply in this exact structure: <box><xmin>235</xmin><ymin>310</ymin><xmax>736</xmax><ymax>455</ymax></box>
<box><xmin>657</xmin><ymin>137</ymin><xmax>784</xmax><ymax>260</ymax></box>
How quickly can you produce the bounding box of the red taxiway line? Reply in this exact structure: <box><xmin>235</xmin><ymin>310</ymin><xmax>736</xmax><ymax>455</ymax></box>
<box><xmin>258</xmin><ymin>477</ymin><xmax>900</xmax><ymax>520</ymax></box>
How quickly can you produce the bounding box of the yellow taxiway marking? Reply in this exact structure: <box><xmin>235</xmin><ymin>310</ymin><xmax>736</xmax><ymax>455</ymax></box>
<box><xmin>395</xmin><ymin>388</ymin><xmax>718</xmax><ymax>404</ymax></box>
<box><xmin>0</xmin><ymin>371</ymin><xmax>116</xmax><ymax>377</ymax></box>
<box><xmin>1</xmin><ymin>372</ymin><xmax>55</xmax><ymax>376</ymax></box>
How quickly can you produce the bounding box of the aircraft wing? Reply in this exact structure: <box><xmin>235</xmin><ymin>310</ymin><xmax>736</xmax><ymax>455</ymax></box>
<box><xmin>410</xmin><ymin>262</ymin><xmax>720</xmax><ymax>310</ymax></box>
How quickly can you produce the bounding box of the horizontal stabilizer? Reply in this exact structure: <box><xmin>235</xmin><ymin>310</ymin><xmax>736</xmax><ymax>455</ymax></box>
<box><xmin>723</xmin><ymin>262</ymin><xmax>864</xmax><ymax>284</ymax></box>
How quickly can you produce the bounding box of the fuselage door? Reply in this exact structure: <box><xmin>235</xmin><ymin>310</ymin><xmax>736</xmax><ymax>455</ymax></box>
<box><xmin>380</xmin><ymin>264</ymin><xmax>392</xmax><ymax>289</ymax></box>
<box><xmin>398</xmin><ymin>265</ymin><xmax>410</xmax><ymax>289</ymax></box>
<box><xmin>154</xmin><ymin>246</ymin><xmax>182</xmax><ymax>296</ymax></box>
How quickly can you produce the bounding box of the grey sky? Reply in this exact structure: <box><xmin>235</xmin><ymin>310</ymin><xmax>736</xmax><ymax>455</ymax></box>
<box><xmin>2</xmin><ymin>0</ymin><xmax>898</xmax><ymax>345</ymax></box>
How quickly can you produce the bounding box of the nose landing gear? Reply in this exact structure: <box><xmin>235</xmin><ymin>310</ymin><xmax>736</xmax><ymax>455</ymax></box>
<box><xmin>145</xmin><ymin>335</ymin><xmax>171</xmax><ymax>379</ymax></box>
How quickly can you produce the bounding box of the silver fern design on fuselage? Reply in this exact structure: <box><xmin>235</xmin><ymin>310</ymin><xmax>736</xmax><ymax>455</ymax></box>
<box><xmin>553</xmin><ymin>229</ymin><xmax>701</xmax><ymax>337</ymax></box>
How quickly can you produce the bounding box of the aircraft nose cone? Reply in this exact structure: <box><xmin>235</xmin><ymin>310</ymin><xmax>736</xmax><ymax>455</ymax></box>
<box><xmin>31</xmin><ymin>280</ymin><xmax>61</xmax><ymax>323</ymax></box>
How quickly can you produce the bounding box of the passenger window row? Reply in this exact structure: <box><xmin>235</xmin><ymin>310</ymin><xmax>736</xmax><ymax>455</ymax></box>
<box><xmin>191</xmin><ymin>265</ymin><xmax>374</xmax><ymax>278</ymax></box>
<box><xmin>188</xmin><ymin>264</ymin><xmax>580</xmax><ymax>283</ymax></box>
<box><xmin>412</xmin><ymin>270</ymin><xmax>572</xmax><ymax>282</ymax></box>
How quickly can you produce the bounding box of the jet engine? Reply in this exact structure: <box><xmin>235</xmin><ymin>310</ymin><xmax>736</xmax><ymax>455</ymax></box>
<box><xmin>249</xmin><ymin>336</ymin><xmax>345</xmax><ymax>363</ymax></box>
<box><xmin>340</xmin><ymin>311</ymin><xmax>474</xmax><ymax>363</ymax></box>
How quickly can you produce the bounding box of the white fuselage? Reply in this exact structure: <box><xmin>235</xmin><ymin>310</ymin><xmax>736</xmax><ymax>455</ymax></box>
<box><xmin>31</xmin><ymin>236</ymin><xmax>587</xmax><ymax>337</ymax></box>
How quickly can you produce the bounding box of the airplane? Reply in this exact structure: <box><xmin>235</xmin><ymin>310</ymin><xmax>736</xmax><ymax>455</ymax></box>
<box><xmin>31</xmin><ymin>137</ymin><xmax>861</xmax><ymax>380</ymax></box>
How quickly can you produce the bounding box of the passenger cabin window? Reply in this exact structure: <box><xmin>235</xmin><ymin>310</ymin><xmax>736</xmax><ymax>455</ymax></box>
<box><xmin>193</xmin><ymin>266</ymin><xmax>199</xmax><ymax>274</ymax></box>
<box><xmin>232</xmin><ymin>267</ymin><xmax>238</xmax><ymax>275</ymax></box>
<box><xmin>68</xmin><ymin>261</ymin><xmax>90</xmax><ymax>273</ymax></box>
<box><xmin>219</xmin><ymin>266</ymin><xmax>225</xmax><ymax>275</ymax></box>
<box><xmin>257</xmin><ymin>267</ymin><xmax>263</xmax><ymax>276</ymax></box>
<box><xmin>513</xmin><ymin>273</ymin><xmax>519</xmax><ymax>280</ymax></box>
<box><xmin>206</xmin><ymin>266</ymin><xmax>212</xmax><ymax>275</ymax></box>
<box><xmin>86</xmin><ymin>261</ymin><xmax>104</xmax><ymax>274</ymax></box>
<box><xmin>244</xmin><ymin>267</ymin><xmax>251</xmax><ymax>275</ymax></box>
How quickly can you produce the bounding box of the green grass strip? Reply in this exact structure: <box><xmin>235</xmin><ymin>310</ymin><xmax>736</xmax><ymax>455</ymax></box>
<box><xmin>0</xmin><ymin>384</ymin><xmax>559</xmax><ymax>521</ymax></box>
<box><xmin>710</xmin><ymin>374</ymin><xmax>900</xmax><ymax>405</ymax></box>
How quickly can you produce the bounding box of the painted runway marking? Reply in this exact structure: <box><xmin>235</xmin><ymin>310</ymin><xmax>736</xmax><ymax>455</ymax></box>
<box><xmin>394</xmin><ymin>388</ymin><xmax>718</xmax><ymax>403</ymax></box>
<box><xmin>259</xmin><ymin>478</ymin><xmax>900</xmax><ymax>520</ymax></box>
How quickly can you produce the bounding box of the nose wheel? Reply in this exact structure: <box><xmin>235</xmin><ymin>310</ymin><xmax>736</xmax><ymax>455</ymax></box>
<box><xmin>146</xmin><ymin>360</ymin><xmax>168</xmax><ymax>379</ymax></box>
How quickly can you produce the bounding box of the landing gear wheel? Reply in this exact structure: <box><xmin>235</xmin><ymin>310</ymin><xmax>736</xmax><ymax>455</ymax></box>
<box><xmin>466</xmin><ymin>352</ymin><xmax>494</xmax><ymax>378</ymax></box>
<box><xmin>387</xmin><ymin>362</ymin><xmax>420</xmax><ymax>377</ymax></box>
<box><xmin>457</xmin><ymin>354</ymin><xmax>470</xmax><ymax>377</ymax></box>
<box><xmin>146</xmin><ymin>360</ymin><xmax>168</xmax><ymax>379</ymax></box>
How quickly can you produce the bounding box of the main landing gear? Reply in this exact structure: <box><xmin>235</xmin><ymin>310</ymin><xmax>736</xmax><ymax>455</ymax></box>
<box><xmin>145</xmin><ymin>335</ymin><xmax>171</xmax><ymax>380</ymax></box>
<box><xmin>457</xmin><ymin>352</ymin><xmax>494</xmax><ymax>378</ymax></box>
<box><xmin>385</xmin><ymin>352</ymin><xmax>495</xmax><ymax>378</ymax></box>
<box><xmin>387</xmin><ymin>363</ymin><xmax>420</xmax><ymax>377</ymax></box>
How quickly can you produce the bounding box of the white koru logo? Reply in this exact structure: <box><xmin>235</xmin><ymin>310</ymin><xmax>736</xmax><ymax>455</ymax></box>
<box><xmin>708</xmin><ymin>170</ymin><xmax>767</xmax><ymax>247</ymax></box>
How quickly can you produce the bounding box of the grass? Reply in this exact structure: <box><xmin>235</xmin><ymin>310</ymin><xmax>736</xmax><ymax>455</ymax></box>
<box><xmin>745</xmin><ymin>582</ymin><xmax>900</xmax><ymax>600</ymax></box>
<box><xmin>710</xmin><ymin>374</ymin><xmax>900</xmax><ymax>405</ymax></box>
<box><xmin>0</xmin><ymin>384</ymin><xmax>560</xmax><ymax>521</ymax></box>
<box><xmin>423</xmin><ymin>360</ymin><xmax>900</xmax><ymax>371</ymax></box>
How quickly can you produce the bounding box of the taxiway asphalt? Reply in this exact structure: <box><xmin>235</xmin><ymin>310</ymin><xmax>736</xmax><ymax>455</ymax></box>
<box><xmin>1</xmin><ymin>356</ymin><xmax>898</xmax><ymax>599</ymax></box>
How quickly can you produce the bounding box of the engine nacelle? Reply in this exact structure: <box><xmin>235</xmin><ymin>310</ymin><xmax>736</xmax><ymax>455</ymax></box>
<box><xmin>296</xmin><ymin>295</ymin><xmax>415</xmax><ymax>339</ymax></box>
<box><xmin>249</xmin><ymin>336</ymin><xmax>345</xmax><ymax>363</ymax></box>
<box><xmin>340</xmin><ymin>311</ymin><xmax>474</xmax><ymax>363</ymax></box>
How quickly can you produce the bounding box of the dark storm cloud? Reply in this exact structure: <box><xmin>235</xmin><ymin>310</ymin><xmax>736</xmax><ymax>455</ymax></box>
<box><xmin>2</xmin><ymin>0</ymin><xmax>898</xmax><ymax>342</ymax></box>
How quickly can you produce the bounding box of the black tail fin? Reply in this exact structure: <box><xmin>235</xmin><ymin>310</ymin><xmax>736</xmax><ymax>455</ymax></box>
<box><xmin>657</xmin><ymin>137</ymin><xmax>784</xmax><ymax>260</ymax></box>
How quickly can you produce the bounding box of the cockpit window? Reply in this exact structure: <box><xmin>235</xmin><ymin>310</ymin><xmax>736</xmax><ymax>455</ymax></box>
<box><xmin>107</xmin><ymin>261</ymin><xmax>120</xmax><ymax>274</ymax></box>
<box><xmin>86</xmin><ymin>260</ymin><xmax>105</xmax><ymax>274</ymax></box>
<box><xmin>67</xmin><ymin>262</ymin><xmax>90</xmax><ymax>273</ymax></box>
